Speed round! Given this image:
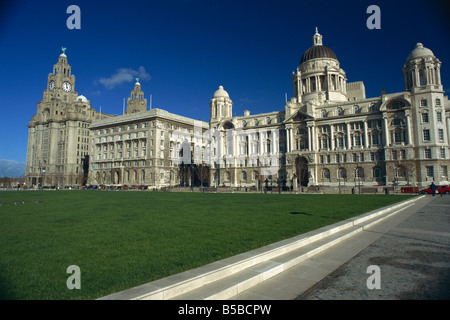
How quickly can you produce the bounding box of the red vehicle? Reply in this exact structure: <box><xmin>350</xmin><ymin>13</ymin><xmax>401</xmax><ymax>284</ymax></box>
<box><xmin>419</xmin><ymin>185</ymin><xmax>450</xmax><ymax>194</ymax></box>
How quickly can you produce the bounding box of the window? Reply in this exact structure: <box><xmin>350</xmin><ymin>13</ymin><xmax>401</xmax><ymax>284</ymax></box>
<box><xmin>423</xmin><ymin>129</ymin><xmax>430</xmax><ymax>141</ymax></box>
<box><xmin>355</xmin><ymin>167</ymin><xmax>364</xmax><ymax>178</ymax></box>
<box><xmin>338</xmin><ymin>168</ymin><xmax>347</xmax><ymax>179</ymax></box>
<box><xmin>438</xmin><ymin>129</ymin><xmax>444</xmax><ymax>141</ymax></box>
<box><xmin>354</xmin><ymin>135</ymin><xmax>361</xmax><ymax>146</ymax></box>
<box><xmin>394</xmin><ymin>131</ymin><xmax>403</xmax><ymax>143</ymax></box>
<box><xmin>426</xmin><ymin>166</ymin><xmax>434</xmax><ymax>178</ymax></box>
<box><xmin>322</xmin><ymin>168</ymin><xmax>330</xmax><ymax>179</ymax></box>
<box><xmin>372</xmin><ymin>133</ymin><xmax>379</xmax><ymax>145</ymax></box>
<box><xmin>321</xmin><ymin>137</ymin><xmax>328</xmax><ymax>149</ymax></box>
<box><xmin>400</xmin><ymin>150</ymin><xmax>406</xmax><ymax>160</ymax></box>
<box><xmin>425</xmin><ymin>149</ymin><xmax>432</xmax><ymax>159</ymax></box>
<box><xmin>373</xmin><ymin>167</ymin><xmax>382</xmax><ymax>178</ymax></box>
<box><xmin>441</xmin><ymin>148</ymin><xmax>446</xmax><ymax>159</ymax></box>
<box><xmin>436</xmin><ymin>98</ymin><xmax>441</xmax><ymax>106</ymax></box>
<box><xmin>420</xmin><ymin>99</ymin><xmax>427</xmax><ymax>107</ymax></box>
<box><xmin>442</xmin><ymin>166</ymin><xmax>448</xmax><ymax>178</ymax></box>
<box><xmin>437</xmin><ymin>112</ymin><xmax>442</xmax><ymax>122</ymax></box>
<box><xmin>421</xmin><ymin>113</ymin><xmax>429</xmax><ymax>123</ymax></box>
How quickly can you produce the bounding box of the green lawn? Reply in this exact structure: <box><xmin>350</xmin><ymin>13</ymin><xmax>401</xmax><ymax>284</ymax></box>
<box><xmin>0</xmin><ymin>190</ymin><xmax>415</xmax><ymax>300</ymax></box>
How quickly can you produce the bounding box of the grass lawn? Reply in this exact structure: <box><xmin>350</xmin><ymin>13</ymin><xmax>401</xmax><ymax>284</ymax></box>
<box><xmin>0</xmin><ymin>190</ymin><xmax>416</xmax><ymax>300</ymax></box>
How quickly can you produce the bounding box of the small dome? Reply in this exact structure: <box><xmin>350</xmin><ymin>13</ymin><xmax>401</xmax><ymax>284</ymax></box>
<box><xmin>76</xmin><ymin>95</ymin><xmax>89</xmax><ymax>103</ymax></box>
<box><xmin>300</xmin><ymin>45</ymin><xmax>337</xmax><ymax>64</ymax></box>
<box><xmin>406</xmin><ymin>43</ymin><xmax>434</xmax><ymax>61</ymax></box>
<box><xmin>213</xmin><ymin>86</ymin><xmax>229</xmax><ymax>98</ymax></box>
<box><xmin>60</xmin><ymin>53</ymin><xmax>67</xmax><ymax>58</ymax></box>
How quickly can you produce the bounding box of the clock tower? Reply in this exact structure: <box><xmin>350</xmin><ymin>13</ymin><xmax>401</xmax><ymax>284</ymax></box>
<box><xmin>26</xmin><ymin>48</ymin><xmax>107</xmax><ymax>188</ymax></box>
<box><xmin>44</xmin><ymin>47</ymin><xmax>77</xmax><ymax>107</ymax></box>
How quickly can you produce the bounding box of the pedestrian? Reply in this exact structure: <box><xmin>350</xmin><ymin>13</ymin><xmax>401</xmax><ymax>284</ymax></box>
<box><xmin>430</xmin><ymin>182</ymin><xmax>437</xmax><ymax>196</ymax></box>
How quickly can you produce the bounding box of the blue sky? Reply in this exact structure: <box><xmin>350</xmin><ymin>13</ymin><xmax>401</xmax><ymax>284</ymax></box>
<box><xmin>0</xmin><ymin>0</ymin><xmax>449</xmax><ymax>176</ymax></box>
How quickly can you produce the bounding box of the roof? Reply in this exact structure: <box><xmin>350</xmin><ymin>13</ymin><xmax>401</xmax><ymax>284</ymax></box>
<box><xmin>300</xmin><ymin>45</ymin><xmax>338</xmax><ymax>64</ymax></box>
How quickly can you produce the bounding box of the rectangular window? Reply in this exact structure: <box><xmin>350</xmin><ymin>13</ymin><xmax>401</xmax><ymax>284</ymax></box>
<box><xmin>392</xmin><ymin>150</ymin><xmax>397</xmax><ymax>160</ymax></box>
<box><xmin>438</xmin><ymin>129</ymin><xmax>444</xmax><ymax>141</ymax></box>
<box><xmin>437</xmin><ymin>112</ymin><xmax>442</xmax><ymax>122</ymax></box>
<box><xmin>421</xmin><ymin>113</ymin><xmax>429</xmax><ymax>123</ymax></box>
<box><xmin>441</xmin><ymin>148</ymin><xmax>446</xmax><ymax>159</ymax></box>
<box><xmin>442</xmin><ymin>166</ymin><xmax>448</xmax><ymax>177</ymax></box>
<box><xmin>420</xmin><ymin>99</ymin><xmax>427</xmax><ymax>107</ymax></box>
<box><xmin>394</xmin><ymin>131</ymin><xmax>403</xmax><ymax>143</ymax></box>
<box><xmin>426</xmin><ymin>166</ymin><xmax>434</xmax><ymax>178</ymax></box>
<box><xmin>400</xmin><ymin>150</ymin><xmax>406</xmax><ymax>160</ymax></box>
<box><xmin>425</xmin><ymin>149</ymin><xmax>432</xmax><ymax>159</ymax></box>
<box><xmin>354</xmin><ymin>135</ymin><xmax>361</xmax><ymax>146</ymax></box>
<box><xmin>372</xmin><ymin>134</ymin><xmax>379</xmax><ymax>145</ymax></box>
<box><xmin>423</xmin><ymin>129</ymin><xmax>430</xmax><ymax>141</ymax></box>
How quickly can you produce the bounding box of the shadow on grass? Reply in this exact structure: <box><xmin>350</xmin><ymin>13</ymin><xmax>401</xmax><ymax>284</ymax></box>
<box><xmin>290</xmin><ymin>212</ymin><xmax>312</xmax><ymax>216</ymax></box>
<box><xmin>0</xmin><ymin>277</ymin><xmax>17</xmax><ymax>300</ymax></box>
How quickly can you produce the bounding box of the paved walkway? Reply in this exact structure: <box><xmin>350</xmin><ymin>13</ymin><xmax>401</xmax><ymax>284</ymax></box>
<box><xmin>231</xmin><ymin>195</ymin><xmax>450</xmax><ymax>300</ymax></box>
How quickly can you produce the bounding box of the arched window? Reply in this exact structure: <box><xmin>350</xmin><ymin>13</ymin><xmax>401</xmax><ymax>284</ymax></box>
<box><xmin>321</xmin><ymin>109</ymin><xmax>328</xmax><ymax>118</ymax></box>
<box><xmin>353</xmin><ymin>105</ymin><xmax>361</xmax><ymax>114</ymax></box>
<box><xmin>241</xmin><ymin>171</ymin><xmax>247</xmax><ymax>180</ymax></box>
<box><xmin>373</xmin><ymin>167</ymin><xmax>382</xmax><ymax>178</ymax></box>
<box><xmin>338</xmin><ymin>168</ymin><xmax>347</xmax><ymax>179</ymax></box>
<box><xmin>322</xmin><ymin>168</ymin><xmax>330</xmax><ymax>179</ymax></box>
<box><xmin>337</xmin><ymin>107</ymin><xmax>344</xmax><ymax>116</ymax></box>
<box><xmin>355</xmin><ymin>167</ymin><xmax>364</xmax><ymax>178</ymax></box>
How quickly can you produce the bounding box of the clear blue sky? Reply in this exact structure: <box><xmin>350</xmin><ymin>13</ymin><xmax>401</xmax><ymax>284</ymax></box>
<box><xmin>0</xmin><ymin>0</ymin><xmax>449</xmax><ymax>171</ymax></box>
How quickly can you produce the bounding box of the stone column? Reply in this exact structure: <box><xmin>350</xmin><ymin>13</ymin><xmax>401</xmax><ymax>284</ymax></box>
<box><xmin>330</xmin><ymin>124</ymin><xmax>334</xmax><ymax>150</ymax></box>
<box><xmin>346</xmin><ymin>122</ymin><xmax>351</xmax><ymax>149</ymax></box>
<box><xmin>363</xmin><ymin>120</ymin><xmax>369</xmax><ymax>148</ymax></box>
<box><xmin>383</xmin><ymin>116</ymin><xmax>390</xmax><ymax>146</ymax></box>
<box><xmin>308</xmin><ymin>126</ymin><xmax>312</xmax><ymax>151</ymax></box>
<box><xmin>405</xmin><ymin>111</ymin><xmax>413</xmax><ymax>146</ymax></box>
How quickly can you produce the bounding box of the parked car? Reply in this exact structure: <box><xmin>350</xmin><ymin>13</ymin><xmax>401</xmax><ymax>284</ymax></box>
<box><xmin>419</xmin><ymin>185</ymin><xmax>450</xmax><ymax>194</ymax></box>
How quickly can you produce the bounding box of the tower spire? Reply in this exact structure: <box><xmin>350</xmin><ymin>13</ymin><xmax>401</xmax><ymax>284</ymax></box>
<box><xmin>313</xmin><ymin>27</ymin><xmax>322</xmax><ymax>46</ymax></box>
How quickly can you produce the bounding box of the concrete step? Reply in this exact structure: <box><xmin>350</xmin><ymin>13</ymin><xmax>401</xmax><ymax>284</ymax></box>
<box><xmin>98</xmin><ymin>196</ymin><xmax>422</xmax><ymax>300</ymax></box>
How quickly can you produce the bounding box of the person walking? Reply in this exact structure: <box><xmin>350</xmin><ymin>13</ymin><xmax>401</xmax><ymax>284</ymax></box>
<box><xmin>430</xmin><ymin>182</ymin><xmax>437</xmax><ymax>196</ymax></box>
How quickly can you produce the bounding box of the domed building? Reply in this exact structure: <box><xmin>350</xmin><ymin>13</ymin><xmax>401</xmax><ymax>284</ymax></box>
<box><xmin>207</xmin><ymin>29</ymin><xmax>449</xmax><ymax>192</ymax></box>
<box><xmin>26</xmin><ymin>31</ymin><xmax>449</xmax><ymax>192</ymax></box>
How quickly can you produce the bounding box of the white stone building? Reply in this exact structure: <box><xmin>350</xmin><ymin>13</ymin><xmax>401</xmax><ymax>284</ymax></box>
<box><xmin>26</xmin><ymin>30</ymin><xmax>450</xmax><ymax>191</ymax></box>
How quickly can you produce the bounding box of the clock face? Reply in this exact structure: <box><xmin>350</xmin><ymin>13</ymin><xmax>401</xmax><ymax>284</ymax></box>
<box><xmin>49</xmin><ymin>81</ymin><xmax>55</xmax><ymax>91</ymax></box>
<box><xmin>62</xmin><ymin>82</ymin><xmax>72</xmax><ymax>92</ymax></box>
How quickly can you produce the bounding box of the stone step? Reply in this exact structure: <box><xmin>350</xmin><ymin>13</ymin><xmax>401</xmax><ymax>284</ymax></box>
<box><xmin>98</xmin><ymin>196</ymin><xmax>421</xmax><ymax>300</ymax></box>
